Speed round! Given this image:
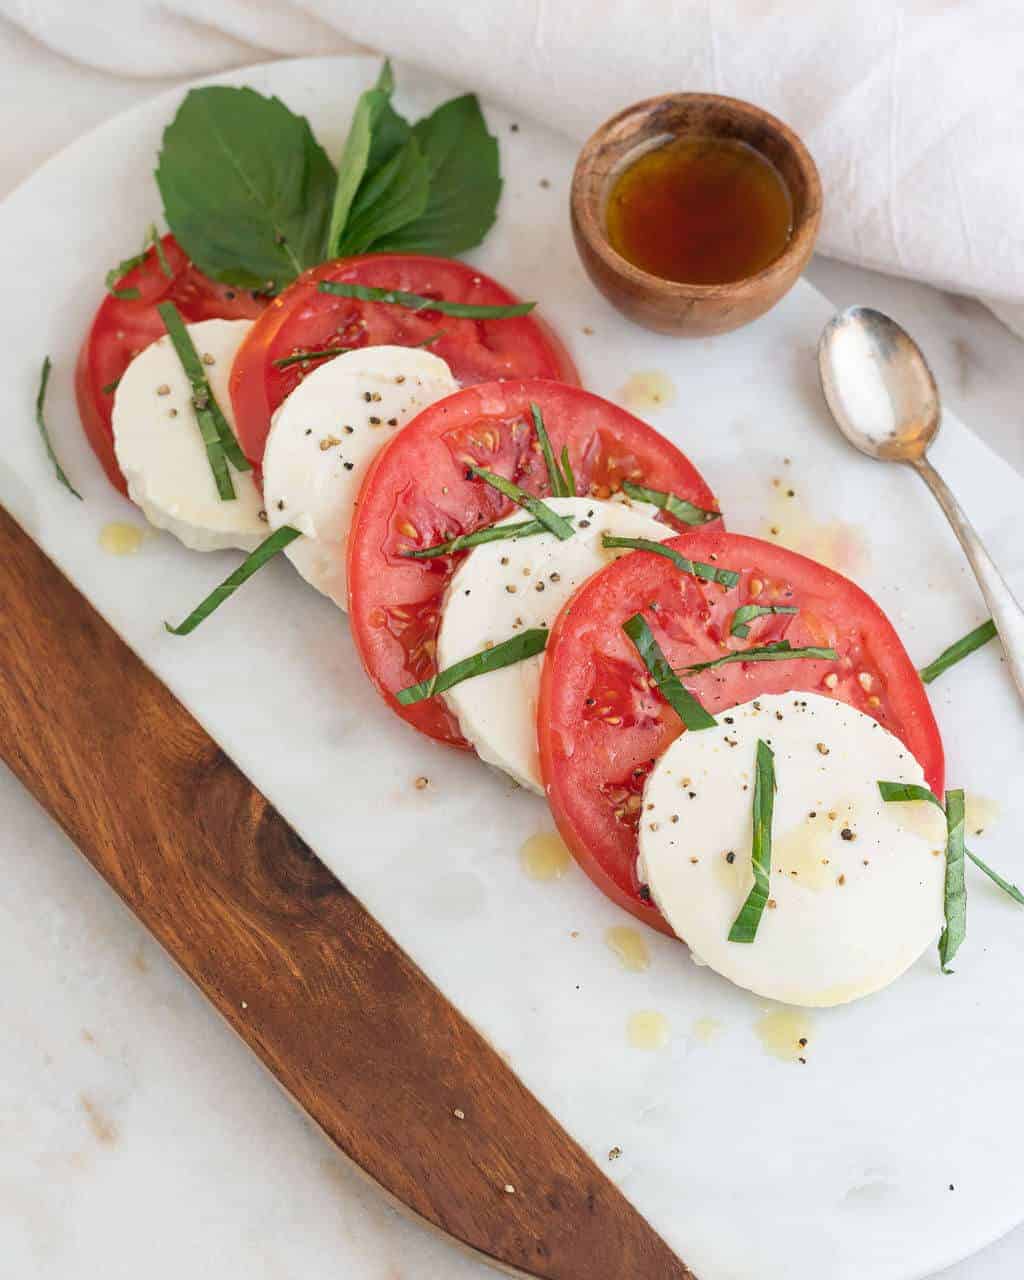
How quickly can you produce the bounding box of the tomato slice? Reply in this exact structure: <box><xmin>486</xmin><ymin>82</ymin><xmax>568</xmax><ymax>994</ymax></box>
<box><xmin>75</xmin><ymin>235</ymin><xmax>267</xmax><ymax>494</ymax></box>
<box><xmin>537</xmin><ymin>529</ymin><xmax>945</xmax><ymax>934</ymax></box>
<box><xmin>228</xmin><ymin>254</ymin><xmax>579</xmax><ymax>470</ymax></box>
<box><xmin>348</xmin><ymin>379</ymin><xmax>722</xmax><ymax>747</ymax></box>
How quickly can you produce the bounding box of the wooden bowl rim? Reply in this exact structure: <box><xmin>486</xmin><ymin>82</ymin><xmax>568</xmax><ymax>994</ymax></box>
<box><xmin>571</xmin><ymin>91</ymin><xmax>823</xmax><ymax>302</ymax></box>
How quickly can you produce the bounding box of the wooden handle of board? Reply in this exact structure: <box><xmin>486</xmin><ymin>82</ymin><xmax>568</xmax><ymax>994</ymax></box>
<box><xmin>0</xmin><ymin>507</ymin><xmax>693</xmax><ymax>1280</ymax></box>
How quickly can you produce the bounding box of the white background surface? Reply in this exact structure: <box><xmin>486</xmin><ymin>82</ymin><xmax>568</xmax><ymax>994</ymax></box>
<box><xmin>2</xmin><ymin>22</ymin><xmax>1024</xmax><ymax>1280</ymax></box>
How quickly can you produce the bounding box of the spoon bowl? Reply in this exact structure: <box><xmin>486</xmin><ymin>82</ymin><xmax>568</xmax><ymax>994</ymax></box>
<box><xmin>817</xmin><ymin>306</ymin><xmax>1024</xmax><ymax>705</ymax></box>
<box><xmin>818</xmin><ymin>306</ymin><xmax>940</xmax><ymax>461</ymax></box>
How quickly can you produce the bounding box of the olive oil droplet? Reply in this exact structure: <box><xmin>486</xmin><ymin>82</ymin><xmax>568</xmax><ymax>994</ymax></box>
<box><xmin>628</xmin><ymin>1010</ymin><xmax>670</xmax><ymax>1050</ymax></box>
<box><xmin>520</xmin><ymin>831</ymin><xmax>571</xmax><ymax>882</ymax></box>
<box><xmin>755</xmin><ymin>1006</ymin><xmax>813</xmax><ymax>1062</ymax></box>
<box><xmin>99</xmin><ymin>522</ymin><xmax>145</xmax><ymax>556</ymax></box>
<box><xmin>605</xmin><ymin>925</ymin><xmax>650</xmax><ymax>972</ymax></box>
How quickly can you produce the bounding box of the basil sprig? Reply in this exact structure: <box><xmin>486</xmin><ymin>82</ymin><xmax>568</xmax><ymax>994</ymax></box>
<box><xmin>728</xmin><ymin>740</ymin><xmax>776</xmax><ymax>943</ymax></box>
<box><xmin>621</xmin><ymin>480</ymin><xmax>720</xmax><ymax>527</ymax></box>
<box><xmin>157</xmin><ymin>301</ymin><xmax>251</xmax><ymax>501</ymax></box>
<box><xmin>622</xmin><ymin>614</ymin><xmax>716</xmax><ymax>731</ymax></box>
<box><xmin>730</xmin><ymin>604</ymin><xmax>798</xmax><ymax>638</ymax></box>
<box><xmin>318</xmin><ymin>280</ymin><xmax>533</xmax><ymax>319</ymax></box>
<box><xmin>919</xmin><ymin>619</ymin><xmax>998</xmax><ymax>684</ymax></box>
<box><xmin>35</xmin><ymin>357</ymin><xmax>82</xmax><ymax>500</ymax></box>
<box><xmin>678</xmin><ymin>640</ymin><xmax>837</xmax><ymax>675</ymax></box>
<box><xmin>469</xmin><ymin>468</ymin><xmax>574</xmax><ymax>541</ymax></box>
<box><xmin>878</xmin><ymin>781</ymin><xmax>1024</xmax><ymax>908</ymax></box>
<box><xmin>165</xmin><ymin>526</ymin><xmax>302</xmax><ymax>635</ymax></box>
<box><xmin>400</xmin><ymin>516</ymin><xmax>567</xmax><ymax>560</ymax></box>
<box><xmin>396</xmin><ymin>629</ymin><xmax>547</xmax><ymax>705</ymax></box>
<box><xmin>601</xmin><ymin>534</ymin><xmax>739</xmax><ymax>588</ymax></box>
<box><xmin>327</xmin><ymin>63</ymin><xmax>500</xmax><ymax>260</ymax></box>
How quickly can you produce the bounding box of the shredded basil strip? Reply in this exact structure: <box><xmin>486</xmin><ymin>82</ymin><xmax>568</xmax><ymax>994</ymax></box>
<box><xmin>530</xmin><ymin>400</ymin><xmax>567</xmax><ymax>497</ymax></box>
<box><xmin>621</xmin><ymin>479</ymin><xmax>721</xmax><ymax>527</ymax></box>
<box><xmin>101</xmin><ymin>376</ymin><xmax>121</xmax><ymax>396</ymax></box>
<box><xmin>622</xmin><ymin>613</ymin><xmax>716</xmax><ymax>731</ymax></box>
<box><xmin>469</xmin><ymin>468</ymin><xmax>574</xmax><ymax>541</ymax></box>
<box><xmin>730</xmin><ymin>603</ymin><xmax>798</xmax><ymax>639</ymax></box>
<box><xmin>601</xmin><ymin>534</ymin><xmax>740</xmax><ymax>588</ymax></box>
<box><xmin>415</xmin><ymin>332</ymin><xmax>444</xmax><ymax>347</ymax></box>
<box><xmin>919</xmin><ymin>619</ymin><xmax>998</xmax><ymax>684</ymax></box>
<box><xmin>272</xmin><ymin>346</ymin><xmax>351</xmax><ymax>369</ymax></box>
<box><xmin>105</xmin><ymin>225</ymin><xmax>168</xmax><ymax>298</ymax></box>
<box><xmin>396</xmin><ymin>628</ymin><xmax>547</xmax><ymax>704</ymax></box>
<box><xmin>560</xmin><ymin>446</ymin><xmax>576</xmax><ymax>497</ymax></box>
<box><xmin>939</xmin><ymin>788</ymin><xmax>967</xmax><ymax>972</ymax></box>
<box><xmin>400</xmin><ymin>516</ymin><xmax>566</xmax><ymax>559</ymax></box>
<box><xmin>877</xmin><ymin>781</ymin><xmax>1024</xmax><ymax>906</ymax></box>
<box><xmin>728</xmin><ymin>740</ymin><xmax>776</xmax><ymax>943</ymax></box>
<box><xmin>35</xmin><ymin>357</ymin><xmax>82</xmax><ymax>500</ymax></box>
<box><xmin>165</xmin><ymin>526</ymin><xmax>301</xmax><ymax>635</ymax></box>
<box><xmin>679</xmin><ymin>640</ymin><xmax>837</xmax><ymax>675</ymax></box>
<box><xmin>318</xmin><ymin>280</ymin><xmax>535</xmax><ymax>318</ymax></box>
<box><xmin>150</xmin><ymin>225</ymin><xmax>172</xmax><ymax>278</ymax></box>
<box><xmin>157</xmin><ymin>301</ymin><xmax>251</xmax><ymax>499</ymax></box>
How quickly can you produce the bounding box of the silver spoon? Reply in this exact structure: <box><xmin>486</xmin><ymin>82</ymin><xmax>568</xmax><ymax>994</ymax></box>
<box><xmin>818</xmin><ymin>305</ymin><xmax>1024</xmax><ymax>703</ymax></box>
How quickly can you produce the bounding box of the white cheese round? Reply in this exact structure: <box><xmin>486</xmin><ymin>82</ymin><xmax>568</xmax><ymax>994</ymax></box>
<box><xmin>112</xmin><ymin>319</ymin><xmax>265</xmax><ymax>552</ymax></box>
<box><xmin>262</xmin><ymin>345</ymin><xmax>458</xmax><ymax>609</ymax></box>
<box><xmin>437</xmin><ymin>496</ymin><xmax>671</xmax><ymax>793</ymax></box>
<box><xmin>637</xmin><ymin>692</ymin><xmax>946</xmax><ymax>1007</ymax></box>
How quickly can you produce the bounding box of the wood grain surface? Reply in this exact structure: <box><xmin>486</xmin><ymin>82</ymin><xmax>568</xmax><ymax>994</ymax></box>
<box><xmin>0</xmin><ymin>506</ymin><xmax>693</xmax><ymax>1280</ymax></box>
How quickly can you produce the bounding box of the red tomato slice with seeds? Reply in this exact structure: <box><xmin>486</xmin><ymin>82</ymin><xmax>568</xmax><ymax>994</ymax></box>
<box><xmin>75</xmin><ymin>234</ymin><xmax>267</xmax><ymax>494</ymax></box>
<box><xmin>537</xmin><ymin>529</ymin><xmax>944</xmax><ymax>934</ymax></box>
<box><xmin>348</xmin><ymin>379</ymin><xmax>721</xmax><ymax>747</ymax></box>
<box><xmin>228</xmin><ymin>254</ymin><xmax>579</xmax><ymax>470</ymax></box>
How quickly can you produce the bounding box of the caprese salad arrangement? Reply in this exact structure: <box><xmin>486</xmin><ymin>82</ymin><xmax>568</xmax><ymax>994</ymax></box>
<box><xmin>35</xmin><ymin>66</ymin><xmax>1018</xmax><ymax>1010</ymax></box>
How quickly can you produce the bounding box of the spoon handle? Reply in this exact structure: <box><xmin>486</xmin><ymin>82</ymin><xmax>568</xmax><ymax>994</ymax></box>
<box><xmin>912</xmin><ymin>456</ymin><xmax>1024</xmax><ymax>704</ymax></box>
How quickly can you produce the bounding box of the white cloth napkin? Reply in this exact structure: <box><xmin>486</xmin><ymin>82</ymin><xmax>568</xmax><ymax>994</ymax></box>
<box><xmin>5</xmin><ymin>0</ymin><xmax>1023</xmax><ymax>334</ymax></box>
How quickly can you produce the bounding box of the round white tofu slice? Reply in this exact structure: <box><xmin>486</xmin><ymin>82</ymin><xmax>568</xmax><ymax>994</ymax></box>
<box><xmin>262</xmin><ymin>346</ymin><xmax>458</xmax><ymax>609</ymax></box>
<box><xmin>113</xmin><ymin>319</ymin><xmax>265</xmax><ymax>552</ymax></box>
<box><xmin>437</xmin><ymin>496</ymin><xmax>671</xmax><ymax>793</ymax></box>
<box><xmin>637</xmin><ymin>692</ymin><xmax>946</xmax><ymax>1007</ymax></box>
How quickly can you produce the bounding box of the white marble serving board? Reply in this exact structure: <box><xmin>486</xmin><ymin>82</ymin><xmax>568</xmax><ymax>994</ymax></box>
<box><xmin>2</xmin><ymin>56</ymin><xmax>1023</xmax><ymax>1280</ymax></box>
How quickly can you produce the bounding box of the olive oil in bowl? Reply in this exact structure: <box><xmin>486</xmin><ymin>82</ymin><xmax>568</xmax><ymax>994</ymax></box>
<box><xmin>606</xmin><ymin>136</ymin><xmax>793</xmax><ymax>286</ymax></box>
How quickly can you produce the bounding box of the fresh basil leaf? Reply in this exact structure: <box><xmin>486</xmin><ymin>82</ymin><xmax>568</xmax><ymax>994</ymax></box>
<box><xmin>397</xmin><ymin>628</ymin><xmax>547</xmax><ymax>704</ymax></box>
<box><xmin>317</xmin><ymin>281</ymin><xmax>533</xmax><ymax>317</ymax></box>
<box><xmin>156</xmin><ymin>86</ymin><xmax>336</xmax><ymax>292</ymax></box>
<box><xmin>372</xmin><ymin>94</ymin><xmax>501</xmax><ymax>256</ymax></box>
<box><xmin>166</xmin><ymin>527</ymin><xmax>302</xmax><ymax>635</ymax></box>
<box><xmin>621</xmin><ymin>480</ymin><xmax>721</xmax><ymax>527</ymax></box>
<box><xmin>622</xmin><ymin>613</ymin><xmax>716</xmax><ymax>731</ymax></box>
<box><xmin>560</xmin><ymin>446</ymin><xmax>577</xmax><ymax>498</ymax></box>
<box><xmin>919</xmin><ymin>619</ymin><xmax>998</xmax><ymax>684</ymax></box>
<box><xmin>728</xmin><ymin>740</ymin><xmax>776</xmax><ymax>943</ymax></box>
<box><xmin>35</xmin><ymin>357</ymin><xmax>82</xmax><ymax>500</ymax></box>
<box><xmin>337</xmin><ymin>134</ymin><xmax>430</xmax><ymax>256</ymax></box>
<box><xmin>601</xmin><ymin>534</ymin><xmax>739</xmax><ymax>588</ymax></box>
<box><xmin>730</xmin><ymin>604</ymin><xmax>798</xmax><ymax>639</ymax></box>
<box><xmin>939</xmin><ymin>788</ymin><xmax>967</xmax><ymax>972</ymax></box>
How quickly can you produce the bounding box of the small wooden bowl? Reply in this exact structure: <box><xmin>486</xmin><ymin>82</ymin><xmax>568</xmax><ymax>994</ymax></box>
<box><xmin>570</xmin><ymin>93</ymin><xmax>822</xmax><ymax>337</ymax></box>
